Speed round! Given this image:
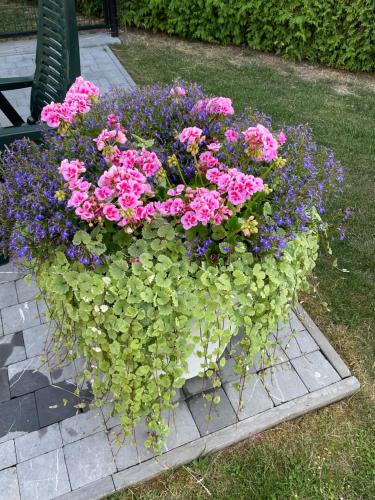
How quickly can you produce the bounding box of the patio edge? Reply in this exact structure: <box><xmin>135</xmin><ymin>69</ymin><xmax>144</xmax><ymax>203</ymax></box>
<box><xmin>112</xmin><ymin>376</ymin><xmax>360</xmax><ymax>491</ymax></box>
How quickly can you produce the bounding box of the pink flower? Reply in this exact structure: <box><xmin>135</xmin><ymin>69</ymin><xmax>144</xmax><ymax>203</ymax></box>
<box><xmin>278</xmin><ymin>131</ymin><xmax>286</xmax><ymax>145</ymax></box>
<box><xmin>170</xmin><ymin>86</ymin><xmax>186</xmax><ymax>96</ymax></box>
<box><xmin>206</xmin><ymin>97</ymin><xmax>234</xmax><ymax>116</ymax></box>
<box><xmin>59</xmin><ymin>159</ymin><xmax>86</xmax><ymax>182</ymax></box>
<box><xmin>94</xmin><ymin>128</ymin><xmax>126</xmax><ymax>151</ymax></box>
<box><xmin>75</xmin><ymin>180</ymin><xmax>91</xmax><ymax>192</ymax></box>
<box><xmin>118</xmin><ymin>193</ymin><xmax>139</xmax><ymax>209</ymax></box>
<box><xmin>181</xmin><ymin>211</ymin><xmax>198</xmax><ymax>230</ymax></box>
<box><xmin>137</xmin><ymin>149</ymin><xmax>162</xmax><ymax>177</ymax></box>
<box><xmin>67</xmin><ymin>190</ymin><xmax>88</xmax><ymax>208</ymax></box>
<box><xmin>225</xmin><ymin>129</ymin><xmax>239</xmax><ymax>142</ymax></box>
<box><xmin>103</xmin><ymin>203</ymin><xmax>121</xmax><ymax>221</ymax></box>
<box><xmin>167</xmin><ymin>184</ymin><xmax>185</xmax><ymax>196</ymax></box>
<box><xmin>66</xmin><ymin>76</ymin><xmax>99</xmax><ymax>100</ymax></box>
<box><xmin>206</xmin><ymin>168</ymin><xmax>221</xmax><ymax>184</ymax></box>
<box><xmin>107</xmin><ymin>113</ymin><xmax>121</xmax><ymax>128</ymax></box>
<box><xmin>199</xmin><ymin>151</ymin><xmax>219</xmax><ymax>171</ymax></box>
<box><xmin>95</xmin><ymin>186</ymin><xmax>113</xmax><ymax>200</ymax></box>
<box><xmin>76</xmin><ymin>201</ymin><xmax>95</xmax><ymax>221</ymax></box>
<box><xmin>206</xmin><ymin>143</ymin><xmax>221</xmax><ymax>152</ymax></box>
<box><xmin>243</xmin><ymin>124</ymin><xmax>279</xmax><ymax>162</ymax></box>
<box><xmin>178</xmin><ymin>127</ymin><xmax>204</xmax><ymax>146</ymax></box>
<box><xmin>40</xmin><ymin>103</ymin><xmax>61</xmax><ymax>128</ymax></box>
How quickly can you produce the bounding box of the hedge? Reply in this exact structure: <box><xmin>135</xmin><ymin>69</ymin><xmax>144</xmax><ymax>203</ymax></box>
<box><xmin>83</xmin><ymin>1</ymin><xmax>375</xmax><ymax>71</ymax></box>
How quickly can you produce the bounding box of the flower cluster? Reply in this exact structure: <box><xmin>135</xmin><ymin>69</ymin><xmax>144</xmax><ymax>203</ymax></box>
<box><xmin>156</xmin><ymin>186</ymin><xmax>232</xmax><ymax>230</ymax></box>
<box><xmin>40</xmin><ymin>77</ymin><xmax>99</xmax><ymax>129</ymax></box>
<box><xmin>0</xmin><ymin>81</ymin><xmax>345</xmax><ymax>264</ymax></box>
<box><xmin>192</xmin><ymin>96</ymin><xmax>234</xmax><ymax>116</ymax></box>
<box><xmin>243</xmin><ymin>124</ymin><xmax>280</xmax><ymax>162</ymax></box>
<box><xmin>206</xmin><ymin>168</ymin><xmax>264</xmax><ymax>205</ymax></box>
<box><xmin>63</xmin><ymin>148</ymin><xmax>161</xmax><ymax>228</ymax></box>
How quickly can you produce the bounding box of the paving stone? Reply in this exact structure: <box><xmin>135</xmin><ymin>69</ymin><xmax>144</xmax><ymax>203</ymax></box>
<box><xmin>0</xmin><ymin>439</ymin><xmax>16</xmax><ymax>470</ymax></box>
<box><xmin>0</xmin><ymin>467</ymin><xmax>20</xmax><ymax>500</ymax></box>
<box><xmin>0</xmin><ymin>281</ymin><xmax>18</xmax><ymax>309</ymax></box>
<box><xmin>0</xmin><ymin>261</ymin><xmax>24</xmax><ymax>284</ymax></box>
<box><xmin>60</xmin><ymin>409</ymin><xmax>105</xmax><ymax>444</ymax></box>
<box><xmin>0</xmin><ymin>333</ymin><xmax>26</xmax><ymax>367</ymax></box>
<box><xmin>188</xmin><ymin>387</ymin><xmax>237</xmax><ymax>435</ymax></box>
<box><xmin>55</xmin><ymin>476</ymin><xmax>115</xmax><ymax>500</ymax></box>
<box><xmin>64</xmin><ymin>431</ymin><xmax>116</xmax><ymax>490</ymax></box>
<box><xmin>37</xmin><ymin>299</ymin><xmax>49</xmax><ymax>323</ymax></box>
<box><xmin>253</xmin><ymin>342</ymin><xmax>289</xmax><ymax>371</ymax></box>
<box><xmin>275</xmin><ymin>330</ymin><xmax>319</xmax><ymax>359</ymax></box>
<box><xmin>109</xmin><ymin>401</ymin><xmax>199</xmax><ymax>471</ymax></box>
<box><xmin>219</xmin><ymin>357</ymin><xmax>241</xmax><ymax>384</ymax></box>
<box><xmin>164</xmin><ymin>401</ymin><xmax>200</xmax><ymax>451</ymax></box>
<box><xmin>224</xmin><ymin>374</ymin><xmax>274</xmax><ymax>420</ymax></box>
<box><xmin>0</xmin><ymin>368</ymin><xmax>10</xmax><ymax>402</ymax></box>
<box><xmin>183</xmin><ymin>376</ymin><xmax>214</xmax><ymax>398</ymax></box>
<box><xmin>109</xmin><ymin>424</ymin><xmax>150</xmax><ymax>471</ymax></box>
<box><xmin>50</xmin><ymin>360</ymin><xmax>77</xmax><ymax>384</ymax></box>
<box><xmin>277</xmin><ymin>311</ymin><xmax>306</xmax><ymax>338</ymax></box>
<box><xmin>17</xmin><ymin>448</ymin><xmax>71</xmax><ymax>500</ymax></box>
<box><xmin>291</xmin><ymin>351</ymin><xmax>341</xmax><ymax>391</ymax></box>
<box><xmin>15</xmin><ymin>423</ymin><xmax>62</xmax><ymax>463</ymax></box>
<box><xmin>262</xmin><ymin>362</ymin><xmax>308</xmax><ymax>405</ymax></box>
<box><xmin>22</xmin><ymin>323</ymin><xmax>51</xmax><ymax>358</ymax></box>
<box><xmin>15</xmin><ymin>277</ymin><xmax>40</xmax><ymax>303</ymax></box>
<box><xmin>1</xmin><ymin>301</ymin><xmax>40</xmax><ymax>336</ymax></box>
<box><xmin>102</xmin><ymin>403</ymin><xmax>121</xmax><ymax>429</ymax></box>
<box><xmin>0</xmin><ymin>394</ymin><xmax>39</xmax><ymax>444</ymax></box>
<box><xmin>35</xmin><ymin>381</ymin><xmax>81</xmax><ymax>427</ymax></box>
<box><xmin>8</xmin><ymin>356</ymin><xmax>51</xmax><ymax>397</ymax></box>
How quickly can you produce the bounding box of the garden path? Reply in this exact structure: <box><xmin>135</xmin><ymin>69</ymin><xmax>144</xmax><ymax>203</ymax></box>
<box><xmin>0</xmin><ymin>33</ymin><xmax>136</xmax><ymax>127</ymax></box>
<box><xmin>0</xmin><ymin>261</ymin><xmax>359</xmax><ymax>499</ymax></box>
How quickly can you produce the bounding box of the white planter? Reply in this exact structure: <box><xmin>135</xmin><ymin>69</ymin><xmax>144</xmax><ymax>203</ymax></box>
<box><xmin>184</xmin><ymin>317</ymin><xmax>236</xmax><ymax>379</ymax></box>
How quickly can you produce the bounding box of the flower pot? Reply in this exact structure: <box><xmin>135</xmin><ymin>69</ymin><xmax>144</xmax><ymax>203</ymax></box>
<box><xmin>184</xmin><ymin>317</ymin><xmax>235</xmax><ymax>379</ymax></box>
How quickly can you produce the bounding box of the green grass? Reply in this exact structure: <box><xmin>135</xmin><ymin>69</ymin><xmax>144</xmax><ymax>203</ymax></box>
<box><xmin>109</xmin><ymin>31</ymin><xmax>375</xmax><ymax>499</ymax></box>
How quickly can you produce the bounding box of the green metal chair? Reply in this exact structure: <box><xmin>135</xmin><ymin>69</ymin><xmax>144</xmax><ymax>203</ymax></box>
<box><xmin>0</xmin><ymin>0</ymin><xmax>81</xmax><ymax>150</ymax></box>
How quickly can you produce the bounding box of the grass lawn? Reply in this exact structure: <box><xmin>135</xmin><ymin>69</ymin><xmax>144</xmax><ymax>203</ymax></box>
<box><xmin>110</xmin><ymin>31</ymin><xmax>375</xmax><ymax>499</ymax></box>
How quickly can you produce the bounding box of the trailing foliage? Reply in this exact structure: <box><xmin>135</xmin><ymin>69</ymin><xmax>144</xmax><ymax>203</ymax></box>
<box><xmin>115</xmin><ymin>0</ymin><xmax>375</xmax><ymax>71</ymax></box>
<box><xmin>35</xmin><ymin>222</ymin><xmax>318</xmax><ymax>450</ymax></box>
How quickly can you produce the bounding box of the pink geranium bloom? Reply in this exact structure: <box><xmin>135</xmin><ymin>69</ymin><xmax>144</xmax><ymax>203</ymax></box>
<box><xmin>59</xmin><ymin>159</ymin><xmax>86</xmax><ymax>182</ymax></box>
<box><xmin>137</xmin><ymin>149</ymin><xmax>162</xmax><ymax>177</ymax></box>
<box><xmin>199</xmin><ymin>151</ymin><xmax>219</xmax><ymax>171</ymax></box>
<box><xmin>278</xmin><ymin>131</ymin><xmax>286</xmax><ymax>145</ymax></box>
<box><xmin>243</xmin><ymin>124</ymin><xmax>279</xmax><ymax>162</ymax></box>
<box><xmin>118</xmin><ymin>193</ymin><xmax>139</xmax><ymax>209</ymax></box>
<box><xmin>178</xmin><ymin>127</ymin><xmax>204</xmax><ymax>146</ymax></box>
<box><xmin>206</xmin><ymin>143</ymin><xmax>221</xmax><ymax>152</ymax></box>
<box><xmin>95</xmin><ymin>186</ymin><xmax>113</xmax><ymax>200</ymax></box>
<box><xmin>75</xmin><ymin>201</ymin><xmax>95</xmax><ymax>221</ymax></box>
<box><xmin>205</xmin><ymin>97</ymin><xmax>234</xmax><ymax>116</ymax></box>
<box><xmin>66</xmin><ymin>76</ymin><xmax>99</xmax><ymax>100</ymax></box>
<box><xmin>103</xmin><ymin>203</ymin><xmax>121</xmax><ymax>221</ymax></box>
<box><xmin>67</xmin><ymin>190</ymin><xmax>88</xmax><ymax>208</ymax></box>
<box><xmin>170</xmin><ymin>86</ymin><xmax>186</xmax><ymax>96</ymax></box>
<box><xmin>40</xmin><ymin>103</ymin><xmax>62</xmax><ymax>128</ymax></box>
<box><xmin>181</xmin><ymin>211</ymin><xmax>198</xmax><ymax>230</ymax></box>
<box><xmin>225</xmin><ymin>129</ymin><xmax>239</xmax><ymax>142</ymax></box>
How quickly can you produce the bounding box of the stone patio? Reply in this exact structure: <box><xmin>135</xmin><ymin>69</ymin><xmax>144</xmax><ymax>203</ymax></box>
<box><xmin>0</xmin><ymin>260</ymin><xmax>359</xmax><ymax>499</ymax></box>
<box><xmin>0</xmin><ymin>33</ymin><xmax>136</xmax><ymax>128</ymax></box>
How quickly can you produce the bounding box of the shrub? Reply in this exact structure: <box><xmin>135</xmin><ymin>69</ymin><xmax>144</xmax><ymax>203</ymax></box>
<box><xmin>116</xmin><ymin>0</ymin><xmax>375</xmax><ymax>71</ymax></box>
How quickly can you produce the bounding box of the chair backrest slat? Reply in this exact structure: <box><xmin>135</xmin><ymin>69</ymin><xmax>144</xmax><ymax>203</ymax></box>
<box><xmin>30</xmin><ymin>0</ymin><xmax>81</xmax><ymax>122</ymax></box>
